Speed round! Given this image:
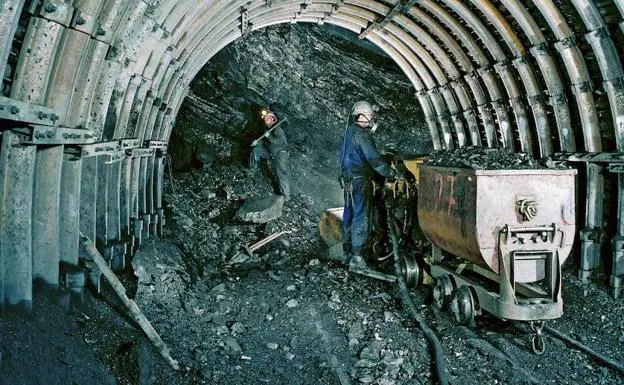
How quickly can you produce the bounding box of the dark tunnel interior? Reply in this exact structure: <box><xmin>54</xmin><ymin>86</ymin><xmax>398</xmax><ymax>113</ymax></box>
<box><xmin>1</xmin><ymin>1</ymin><xmax>624</xmax><ymax>384</ymax></box>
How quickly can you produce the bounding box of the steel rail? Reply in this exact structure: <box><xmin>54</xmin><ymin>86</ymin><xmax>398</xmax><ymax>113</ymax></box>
<box><xmin>544</xmin><ymin>325</ymin><xmax>624</xmax><ymax>375</ymax></box>
<box><xmin>570</xmin><ymin>0</ymin><xmax>624</xmax><ymax>147</ymax></box>
<box><xmin>66</xmin><ymin>39</ymin><xmax>110</xmax><ymax>129</ymax></box>
<box><xmin>398</xmin><ymin>8</ymin><xmax>484</xmax><ymax>146</ymax></box>
<box><xmin>184</xmin><ymin>5</ymin><xmax>454</xmax><ymax>148</ymax></box>
<box><xmin>0</xmin><ymin>132</ymin><xmax>36</xmax><ymax>311</ymax></box>
<box><xmin>153</xmin><ymin>1</ymin><xmax>426</xmax><ymax>144</ymax></box>
<box><xmin>59</xmin><ymin>156</ymin><xmax>82</xmax><ymax>267</ymax></box>
<box><xmin>0</xmin><ymin>0</ymin><xmax>25</xmax><ymax>84</ymax></box>
<box><xmin>384</xmin><ymin>21</ymin><xmax>468</xmax><ymax>147</ymax></box>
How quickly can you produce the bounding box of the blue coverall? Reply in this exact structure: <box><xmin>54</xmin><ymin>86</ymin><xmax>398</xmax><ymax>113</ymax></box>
<box><xmin>249</xmin><ymin>123</ymin><xmax>290</xmax><ymax>199</ymax></box>
<box><xmin>340</xmin><ymin>122</ymin><xmax>394</xmax><ymax>257</ymax></box>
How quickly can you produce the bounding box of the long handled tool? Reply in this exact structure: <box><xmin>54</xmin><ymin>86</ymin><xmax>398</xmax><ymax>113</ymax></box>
<box><xmin>229</xmin><ymin>230</ymin><xmax>292</xmax><ymax>265</ymax></box>
<box><xmin>80</xmin><ymin>232</ymin><xmax>180</xmax><ymax>370</ymax></box>
<box><xmin>251</xmin><ymin>117</ymin><xmax>288</xmax><ymax>147</ymax></box>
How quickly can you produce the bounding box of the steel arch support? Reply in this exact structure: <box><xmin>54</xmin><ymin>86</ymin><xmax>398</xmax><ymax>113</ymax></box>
<box><xmin>59</xmin><ymin>155</ymin><xmax>82</xmax><ymax>267</ymax></box>
<box><xmin>32</xmin><ymin>145</ymin><xmax>63</xmax><ymax>288</ymax></box>
<box><xmin>10</xmin><ymin>17</ymin><xmax>63</xmax><ymax>104</ymax></box>
<box><xmin>0</xmin><ymin>0</ymin><xmax>25</xmax><ymax>89</ymax></box>
<box><xmin>106</xmin><ymin>159</ymin><xmax>124</xmax><ymax>270</ymax></box>
<box><xmin>119</xmin><ymin>156</ymin><xmax>133</xmax><ymax>251</ymax></box>
<box><xmin>44</xmin><ymin>28</ymin><xmax>91</xmax><ymax>124</ymax></box>
<box><xmin>67</xmin><ymin>38</ymin><xmax>109</xmax><ymax>129</ymax></box>
<box><xmin>0</xmin><ymin>132</ymin><xmax>35</xmax><ymax>311</ymax></box>
<box><xmin>86</xmin><ymin>59</ymin><xmax>121</xmax><ymax>139</ymax></box>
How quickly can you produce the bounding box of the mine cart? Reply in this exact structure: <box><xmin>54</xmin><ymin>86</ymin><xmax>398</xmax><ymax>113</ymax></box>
<box><xmin>418</xmin><ymin>165</ymin><xmax>577</xmax><ymax>353</ymax></box>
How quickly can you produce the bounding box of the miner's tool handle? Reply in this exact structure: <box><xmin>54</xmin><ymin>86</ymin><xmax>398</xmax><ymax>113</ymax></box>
<box><xmin>79</xmin><ymin>232</ymin><xmax>180</xmax><ymax>371</ymax></box>
<box><xmin>252</xmin><ymin>117</ymin><xmax>289</xmax><ymax>146</ymax></box>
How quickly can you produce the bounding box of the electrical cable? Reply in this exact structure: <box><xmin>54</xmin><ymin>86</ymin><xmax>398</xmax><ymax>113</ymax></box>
<box><xmin>386</xmin><ymin>202</ymin><xmax>449</xmax><ymax>385</ymax></box>
<box><xmin>165</xmin><ymin>155</ymin><xmax>177</xmax><ymax>200</ymax></box>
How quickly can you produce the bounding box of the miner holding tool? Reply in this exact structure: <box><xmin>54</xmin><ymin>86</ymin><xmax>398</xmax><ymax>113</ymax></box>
<box><xmin>339</xmin><ymin>101</ymin><xmax>405</xmax><ymax>272</ymax></box>
<box><xmin>249</xmin><ymin>106</ymin><xmax>291</xmax><ymax>200</ymax></box>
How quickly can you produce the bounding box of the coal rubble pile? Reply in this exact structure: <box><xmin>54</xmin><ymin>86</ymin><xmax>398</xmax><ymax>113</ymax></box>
<box><xmin>426</xmin><ymin>146</ymin><xmax>555</xmax><ymax>170</ymax></box>
<box><xmin>162</xmin><ymin>164</ymin><xmax>322</xmax><ymax>278</ymax></box>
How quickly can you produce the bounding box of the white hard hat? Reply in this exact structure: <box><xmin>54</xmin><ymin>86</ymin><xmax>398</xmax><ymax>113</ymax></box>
<box><xmin>351</xmin><ymin>101</ymin><xmax>374</xmax><ymax>116</ymax></box>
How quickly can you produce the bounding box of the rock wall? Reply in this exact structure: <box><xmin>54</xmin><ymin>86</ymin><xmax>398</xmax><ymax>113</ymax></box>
<box><xmin>172</xmin><ymin>23</ymin><xmax>431</xmax><ymax>210</ymax></box>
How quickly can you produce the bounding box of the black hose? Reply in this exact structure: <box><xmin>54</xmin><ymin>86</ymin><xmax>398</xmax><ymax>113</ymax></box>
<box><xmin>386</xmin><ymin>205</ymin><xmax>449</xmax><ymax>385</ymax></box>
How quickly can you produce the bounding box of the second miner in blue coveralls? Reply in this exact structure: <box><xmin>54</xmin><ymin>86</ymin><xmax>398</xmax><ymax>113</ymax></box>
<box><xmin>340</xmin><ymin>101</ymin><xmax>403</xmax><ymax>269</ymax></box>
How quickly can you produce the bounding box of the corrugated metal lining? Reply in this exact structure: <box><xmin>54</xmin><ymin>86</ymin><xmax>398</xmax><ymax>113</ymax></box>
<box><xmin>1</xmin><ymin>0</ymin><xmax>624</xmax><ymax>310</ymax></box>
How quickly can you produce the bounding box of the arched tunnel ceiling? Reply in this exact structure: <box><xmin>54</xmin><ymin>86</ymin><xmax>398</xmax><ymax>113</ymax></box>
<box><xmin>1</xmin><ymin>1</ymin><xmax>624</xmax><ymax>306</ymax></box>
<box><xmin>1</xmin><ymin>0</ymin><xmax>624</xmax><ymax>155</ymax></box>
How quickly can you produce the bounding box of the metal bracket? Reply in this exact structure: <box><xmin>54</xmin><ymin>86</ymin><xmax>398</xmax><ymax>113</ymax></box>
<box><xmin>39</xmin><ymin>0</ymin><xmax>74</xmax><ymax>27</ymax></box>
<box><xmin>331</xmin><ymin>0</ymin><xmax>344</xmax><ymax>14</ymax></box>
<box><xmin>551</xmin><ymin>91</ymin><xmax>567</xmax><ymax>105</ymax></box>
<box><xmin>494</xmin><ymin>61</ymin><xmax>511</xmax><ymax>76</ymax></box>
<box><xmin>608</xmin><ymin>164</ymin><xmax>624</xmax><ymax>173</ymax></box>
<box><xmin>23</xmin><ymin>125</ymin><xmax>97</xmax><ymax>145</ymax></box>
<box><xmin>79</xmin><ymin>138</ymin><xmax>141</xmax><ymax>158</ymax></box>
<box><xmin>529</xmin><ymin>42</ymin><xmax>549</xmax><ymax>56</ymax></box>
<box><xmin>584</xmin><ymin>27</ymin><xmax>610</xmax><ymax>44</ymax></box>
<box><xmin>552</xmin><ymin>151</ymin><xmax>624</xmax><ymax>164</ymax></box>
<box><xmin>605</xmin><ymin>76</ymin><xmax>624</xmax><ymax>91</ymax></box>
<box><xmin>129</xmin><ymin>148</ymin><xmax>155</xmax><ymax>158</ymax></box>
<box><xmin>573</xmin><ymin>81</ymin><xmax>594</xmax><ymax>94</ymax></box>
<box><xmin>0</xmin><ymin>96</ymin><xmax>60</xmax><ymax>126</ymax></box>
<box><xmin>509</xmin><ymin>97</ymin><xmax>526</xmax><ymax>110</ymax></box>
<box><xmin>241</xmin><ymin>9</ymin><xmax>250</xmax><ymax>36</ymax></box>
<box><xmin>527</xmin><ymin>94</ymin><xmax>544</xmax><ymax>106</ymax></box>
<box><xmin>580</xmin><ymin>227</ymin><xmax>604</xmax><ymax>244</ymax></box>
<box><xmin>144</xmin><ymin>140</ymin><xmax>167</xmax><ymax>149</ymax></box>
<box><xmin>358</xmin><ymin>0</ymin><xmax>417</xmax><ymax>40</ymax></box>
<box><xmin>557</xmin><ymin>35</ymin><xmax>577</xmax><ymax>49</ymax></box>
<box><xmin>300</xmin><ymin>1</ymin><xmax>310</xmax><ymax>14</ymax></box>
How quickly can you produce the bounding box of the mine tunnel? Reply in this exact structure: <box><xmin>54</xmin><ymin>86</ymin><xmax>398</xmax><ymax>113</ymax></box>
<box><xmin>1</xmin><ymin>0</ymin><xmax>624</xmax><ymax>384</ymax></box>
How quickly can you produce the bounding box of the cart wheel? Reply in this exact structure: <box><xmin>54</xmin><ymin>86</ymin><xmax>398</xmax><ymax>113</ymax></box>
<box><xmin>432</xmin><ymin>275</ymin><xmax>454</xmax><ymax>310</ymax></box>
<box><xmin>401</xmin><ymin>254</ymin><xmax>421</xmax><ymax>288</ymax></box>
<box><xmin>450</xmin><ymin>286</ymin><xmax>476</xmax><ymax>326</ymax></box>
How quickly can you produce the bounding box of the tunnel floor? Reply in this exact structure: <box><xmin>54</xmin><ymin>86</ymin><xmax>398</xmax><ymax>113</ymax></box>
<box><xmin>2</xmin><ymin>162</ymin><xmax>623</xmax><ymax>385</ymax></box>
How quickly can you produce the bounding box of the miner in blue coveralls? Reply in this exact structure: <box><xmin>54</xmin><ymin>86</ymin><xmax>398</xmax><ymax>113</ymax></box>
<box><xmin>340</xmin><ymin>101</ymin><xmax>404</xmax><ymax>269</ymax></box>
